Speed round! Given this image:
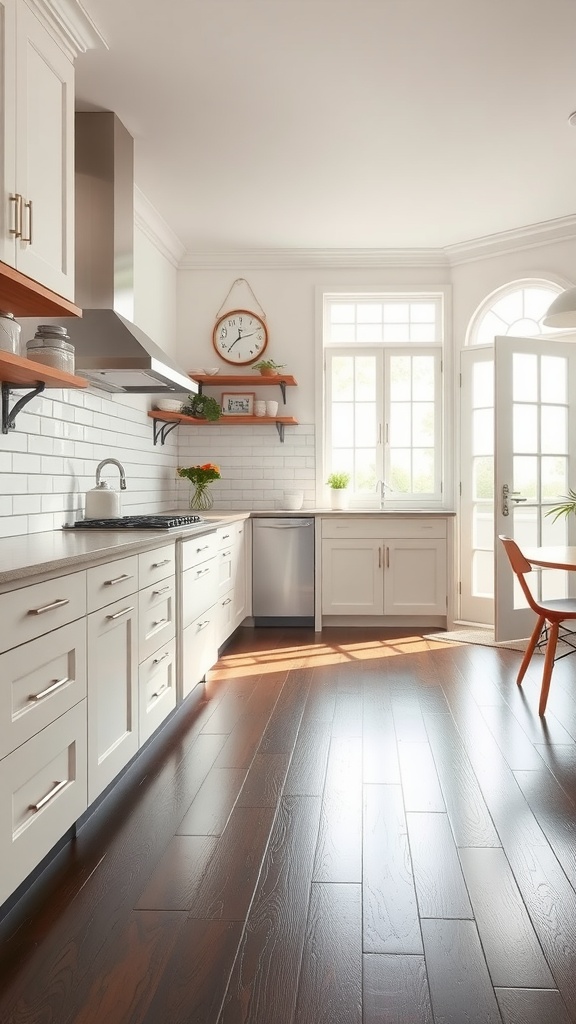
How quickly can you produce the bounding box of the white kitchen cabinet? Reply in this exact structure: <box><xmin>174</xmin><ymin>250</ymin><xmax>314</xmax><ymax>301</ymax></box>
<box><xmin>321</xmin><ymin>517</ymin><xmax>447</xmax><ymax>621</ymax></box>
<box><xmin>87</xmin><ymin>593</ymin><xmax>138</xmax><ymax>803</ymax></box>
<box><xmin>0</xmin><ymin>568</ymin><xmax>86</xmax><ymax>653</ymax></box>
<box><xmin>138</xmin><ymin>637</ymin><xmax>176</xmax><ymax>745</ymax></box>
<box><xmin>181</xmin><ymin>604</ymin><xmax>219</xmax><ymax>699</ymax></box>
<box><xmin>216</xmin><ymin>519</ymin><xmax>249</xmax><ymax>646</ymax></box>
<box><xmin>1</xmin><ymin>0</ymin><xmax>75</xmax><ymax>298</ymax></box>
<box><xmin>178</xmin><ymin>529</ymin><xmax>219</xmax><ymax>700</ymax></box>
<box><xmin>138</xmin><ymin>577</ymin><xmax>175</xmax><ymax>664</ymax></box>
<box><xmin>0</xmin><ymin>699</ymin><xmax>87</xmax><ymax>907</ymax></box>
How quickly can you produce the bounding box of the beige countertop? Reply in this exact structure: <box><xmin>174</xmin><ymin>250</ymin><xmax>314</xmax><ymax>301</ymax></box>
<box><xmin>0</xmin><ymin>508</ymin><xmax>454</xmax><ymax>588</ymax></box>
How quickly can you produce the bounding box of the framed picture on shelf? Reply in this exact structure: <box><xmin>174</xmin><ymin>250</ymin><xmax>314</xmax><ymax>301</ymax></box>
<box><xmin>221</xmin><ymin>392</ymin><xmax>255</xmax><ymax>416</ymax></box>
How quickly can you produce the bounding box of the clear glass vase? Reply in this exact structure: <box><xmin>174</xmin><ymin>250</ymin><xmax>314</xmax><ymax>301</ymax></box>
<box><xmin>189</xmin><ymin>483</ymin><xmax>214</xmax><ymax>511</ymax></box>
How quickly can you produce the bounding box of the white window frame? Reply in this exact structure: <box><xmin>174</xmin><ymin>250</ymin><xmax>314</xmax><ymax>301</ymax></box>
<box><xmin>318</xmin><ymin>290</ymin><xmax>446</xmax><ymax>509</ymax></box>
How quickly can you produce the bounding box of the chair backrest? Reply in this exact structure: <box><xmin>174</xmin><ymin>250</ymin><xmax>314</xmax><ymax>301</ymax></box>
<box><xmin>498</xmin><ymin>535</ymin><xmax>541</xmax><ymax>614</ymax></box>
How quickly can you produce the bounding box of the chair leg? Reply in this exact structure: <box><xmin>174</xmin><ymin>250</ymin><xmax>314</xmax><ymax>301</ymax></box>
<box><xmin>539</xmin><ymin>620</ymin><xmax>559</xmax><ymax>716</ymax></box>
<box><xmin>517</xmin><ymin>615</ymin><xmax>545</xmax><ymax>686</ymax></box>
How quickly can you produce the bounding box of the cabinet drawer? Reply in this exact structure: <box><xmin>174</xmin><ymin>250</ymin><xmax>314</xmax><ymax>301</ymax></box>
<box><xmin>139</xmin><ymin>639</ymin><xmax>176</xmax><ymax>745</ymax></box>
<box><xmin>0</xmin><ymin>701</ymin><xmax>87</xmax><ymax>907</ymax></box>
<box><xmin>217</xmin><ymin>522</ymin><xmax>237</xmax><ymax>549</ymax></box>
<box><xmin>217</xmin><ymin>592</ymin><xmax>235</xmax><ymax>645</ymax></box>
<box><xmin>138</xmin><ymin>544</ymin><xmax>176</xmax><ymax>589</ymax></box>
<box><xmin>181</xmin><ymin>604</ymin><xmax>218</xmax><ymax>700</ymax></box>
<box><xmin>0</xmin><ymin>571</ymin><xmax>86</xmax><ymax>654</ymax></box>
<box><xmin>0</xmin><ymin>619</ymin><xmax>87</xmax><ymax>759</ymax></box>
<box><xmin>321</xmin><ymin>517</ymin><xmax>447</xmax><ymax>539</ymax></box>
<box><xmin>180</xmin><ymin>531</ymin><xmax>218</xmax><ymax>572</ymax></box>
<box><xmin>182</xmin><ymin>556</ymin><xmax>219</xmax><ymax>629</ymax></box>
<box><xmin>138</xmin><ymin>578</ymin><xmax>175</xmax><ymax>662</ymax></box>
<box><xmin>218</xmin><ymin>545</ymin><xmax>234</xmax><ymax>596</ymax></box>
<box><xmin>87</xmin><ymin>555</ymin><xmax>139</xmax><ymax>613</ymax></box>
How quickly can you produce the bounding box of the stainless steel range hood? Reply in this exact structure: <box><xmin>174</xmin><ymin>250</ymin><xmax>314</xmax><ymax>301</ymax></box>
<box><xmin>62</xmin><ymin>112</ymin><xmax>196</xmax><ymax>394</ymax></box>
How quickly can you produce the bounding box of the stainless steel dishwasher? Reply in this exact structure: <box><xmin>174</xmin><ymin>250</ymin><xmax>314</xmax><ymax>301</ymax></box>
<box><xmin>252</xmin><ymin>517</ymin><xmax>315</xmax><ymax>626</ymax></box>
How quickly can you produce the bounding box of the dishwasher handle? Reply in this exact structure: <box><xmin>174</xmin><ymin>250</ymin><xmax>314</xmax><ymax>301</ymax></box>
<box><xmin>255</xmin><ymin>519</ymin><xmax>313</xmax><ymax>529</ymax></box>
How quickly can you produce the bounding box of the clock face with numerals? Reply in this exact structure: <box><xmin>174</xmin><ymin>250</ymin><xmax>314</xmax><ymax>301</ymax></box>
<box><xmin>212</xmin><ymin>309</ymin><xmax>268</xmax><ymax>366</ymax></box>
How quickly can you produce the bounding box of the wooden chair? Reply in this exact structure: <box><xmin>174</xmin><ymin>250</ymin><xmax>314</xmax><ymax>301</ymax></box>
<box><xmin>499</xmin><ymin>535</ymin><xmax>576</xmax><ymax>715</ymax></box>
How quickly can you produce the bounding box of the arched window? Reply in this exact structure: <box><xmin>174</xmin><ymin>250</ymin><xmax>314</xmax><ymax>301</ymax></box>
<box><xmin>466</xmin><ymin>280</ymin><xmax>564</xmax><ymax>346</ymax></box>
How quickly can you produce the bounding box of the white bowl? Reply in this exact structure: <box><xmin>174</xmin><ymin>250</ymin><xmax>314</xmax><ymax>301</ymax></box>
<box><xmin>203</xmin><ymin>368</ymin><xmax>220</xmax><ymax>375</ymax></box>
<box><xmin>283</xmin><ymin>491</ymin><xmax>304</xmax><ymax>510</ymax></box>
<box><xmin>154</xmin><ymin>398</ymin><xmax>183</xmax><ymax>413</ymax></box>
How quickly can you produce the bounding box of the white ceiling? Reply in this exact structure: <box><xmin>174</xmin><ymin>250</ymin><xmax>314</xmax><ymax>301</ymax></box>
<box><xmin>75</xmin><ymin>0</ymin><xmax>576</xmax><ymax>253</ymax></box>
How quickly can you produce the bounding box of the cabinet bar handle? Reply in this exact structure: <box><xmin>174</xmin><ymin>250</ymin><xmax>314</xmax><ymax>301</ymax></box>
<box><xmin>21</xmin><ymin>198</ymin><xmax>32</xmax><ymax>243</ymax></box>
<box><xmin>152</xmin><ymin>558</ymin><xmax>170</xmax><ymax>568</ymax></box>
<box><xmin>28</xmin><ymin>597</ymin><xmax>70</xmax><ymax>615</ymax></box>
<box><xmin>198</xmin><ymin>619</ymin><xmax>210</xmax><ymax>630</ymax></box>
<box><xmin>152</xmin><ymin>586</ymin><xmax>170</xmax><ymax>596</ymax></box>
<box><xmin>106</xmin><ymin>605</ymin><xmax>134</xmax><ymax>620</ymax></box>
<box><xmin>9</xmin><ymin>193</ymin><xmax>22</xmax><ymax>237</ymax></box>
<box><xmin>29</xmin><ymin>676</ymin><xmax>70</xmax><ymax>702</ymax></box>
<box><xmin>221</xmin><ymin>533</ymin><xmax>230</xmax><ymax>540</ymax></box>
<box><xmin>222</xmin><ymin>549</ymin><xmax>232</xmax><ymax>557</ymax></box>
<box><xmin>378</xmin><ymin>546</ymin><xmax>382</xmax><ymax>569</ymax></box>
<box><xmin>104</xmin><ymin>573</ymin><xmax>134</xmax><ymax>586</ymax></box>
<box><xmin>195</xmin><ymin>566</ymin><xmax>210</xmax><ymax>577</ymax></box>
<box><xmin>386</xmin><ymin>546</ymin><xmax>390</xmax><ymax>569</ymax></box>
<box><xmin>29</xmin><ymin>779</ymin><xmax>67</xmax><ymax>812</ymax></box>
<box><xmin>222</xmin><ymin>597</ymin><xmax>232</xmax><ymax>606</ymax></box>
<box><xmin>152</xmin><ymin>617</ymin><xmax>168</xmax><ymax>628</ymax></box>
<box><xmin>151</xmin><ymin>684</ymin><xmax>168</xmax><ymax>700</ymax></box>
<box><xmin>196</xmin><ymin>544</ymin><xmax>210</xmax><ymax>552</ymax></box>
<box><xmin>152</xmin><ymin>651</ymin><xmax>170</xmax><ymax>665</ymax></box>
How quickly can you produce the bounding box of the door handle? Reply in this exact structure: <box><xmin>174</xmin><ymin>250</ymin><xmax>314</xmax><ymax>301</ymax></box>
<box><xmin>502</xmin><ymin>483</ymin><xmax>526</xmax><ymax>517</ymax></box>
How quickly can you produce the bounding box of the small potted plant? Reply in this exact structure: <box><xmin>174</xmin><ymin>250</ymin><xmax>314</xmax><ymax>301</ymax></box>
<box><xmin>327</xmin><ymin>471</ymin><xmax>351</xmax><ymax>510</ymax></box>
<box><xmin>181</xmin><ymin>393</ymin><xmax>221</xmax><ymax>421</ymax></box>
<box><xmin>252</xmin><ymin>358</ymin><xmax>286</xmax><ymax>377</ymax></box>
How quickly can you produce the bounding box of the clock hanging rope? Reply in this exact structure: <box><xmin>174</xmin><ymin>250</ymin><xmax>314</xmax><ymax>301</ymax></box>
<box><xmin>212</xmin><ymin>278</ymin><xmax>269</xmax><ymax>366</ymax></box>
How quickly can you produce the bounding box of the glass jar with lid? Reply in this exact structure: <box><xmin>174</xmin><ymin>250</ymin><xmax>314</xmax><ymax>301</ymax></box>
<box><xmin>26</xmin><ymin>325</ymin><xmax>75</xmax><ymax>374</ymax></box>
<box><xmin>0</xmin><ymin>311</ymin><xmax>22</xmax><ymax>355</ymax></box>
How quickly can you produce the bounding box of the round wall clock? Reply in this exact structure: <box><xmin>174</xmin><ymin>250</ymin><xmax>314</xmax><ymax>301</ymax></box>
<box><xmin>212</xmin><ymin>309</ymin><xmax>268</xmax><ymax>366</ymax></box>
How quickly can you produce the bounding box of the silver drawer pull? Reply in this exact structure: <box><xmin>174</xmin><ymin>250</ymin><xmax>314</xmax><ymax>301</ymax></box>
<box><xmin>152</xmin><ymin>586</ymin><xmax>171</xmax><ymax>596</ymax></box>
<box><xmin>195</xmin><ymin>566</ymin><xmax>211</xmax><ymax>577</ymax></box>
<box><xmin>151</xmin><ymin>684</ymin><xmax>168</xmax><ymax>700</ymax></box>
<box><xmin>152</xmin><ymin>651</ymin><xmax>170</xmax><ymax>665</ymax></box>
<box><xmin>222</xmin><ymin>597</ymin><xmax>232</xmax><ymax>606</ymax></box>
<box><xmin>106</xmin><ymin>605</ymin><xmax>134</xmax><ymax>620</ymax></box>
<box><xmin>29</xmin><ymin>779</ymin><xmax>67</xmax><ymax>812</ymax></box>
<box><xmin>222</xmin><ymin>549</ymin><xmax>232</xmax><ymax>557</ymax></box>
<box><xmin>29</xmin><ymin>676</ymin><xmax>70</xmax><ymax>702</ymax></box>
<box><xmin>104</xmin><ymin>573</ymin><xmax>134</xmax><ymax>586</ymax></box>
<box><xmin>28</xmin><ymin>597</ymin><xmax>70</xmax><ymax>616</ymax></box>
<box><xmin>198</xmin><ymin>619</ymin><xmax>210</xmax><ymax>630</ymax></box>
<box><xmin>152</xmin><ymin>558</ymin><xmax>171</xmax><ymax>568</ymax></box>
<box><xmin>152</xmin><ymin>617</ymin><xmax>168</xmax><ymax>628</ymax></box>
<box><xmin>196</xmin><ymin>544</ymin><xmax>210</xmax><ymax>552</ymax></box>
<box><xmin>221</xmin><ymin>533</ymin><xmax>230</xmax><ymax>540</ymax></box>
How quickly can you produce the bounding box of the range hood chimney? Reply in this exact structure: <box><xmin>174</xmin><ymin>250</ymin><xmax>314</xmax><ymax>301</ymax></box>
<box><xmin>62</xmin><ymin>112</ymin><xmax>195</xmax><ymax>394</ymax></box>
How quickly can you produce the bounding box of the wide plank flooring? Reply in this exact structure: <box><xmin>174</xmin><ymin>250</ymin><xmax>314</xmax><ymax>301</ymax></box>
<box><xmin>2</xmin><ymin>625</ymin><xmax>576</xmax><ymax>1023</ymax></box>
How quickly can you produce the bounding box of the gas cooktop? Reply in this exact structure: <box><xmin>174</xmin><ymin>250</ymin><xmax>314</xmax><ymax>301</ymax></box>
<box><xmin>68</xmin><ymin>514</ymin><xmax>204</xmax><ymax>530</ymax></box>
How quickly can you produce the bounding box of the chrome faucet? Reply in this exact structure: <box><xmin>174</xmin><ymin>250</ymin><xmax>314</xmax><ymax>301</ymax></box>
<box><xmin>376</xmin><ymin>479</ymin><xmax>393</xmax><ymax>508</ymax></box>
<box><xmin>95</xmin><ymin>458</ymin><xmax>127</xmax><ymax>490</ymax></box>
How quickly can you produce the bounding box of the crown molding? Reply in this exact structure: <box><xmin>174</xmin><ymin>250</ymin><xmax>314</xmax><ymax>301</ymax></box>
<box><xmin>179</xmin><ymin>247</ymin><xmax>450</xmax><ymax>270</ymax></box>
<box><xmin>445</xmin><ymin>214</ymin><xmax>576</xmax><ymax>266</ymax></box>
<box><xmin>134</xmin><ymin>188</ymin><xmax>186</xmax><ymax>268</ymax></box>
<box><xmin>25</xmin><ymin>0</ymin><xmax>107</xmax><ymax>59</ymax></box>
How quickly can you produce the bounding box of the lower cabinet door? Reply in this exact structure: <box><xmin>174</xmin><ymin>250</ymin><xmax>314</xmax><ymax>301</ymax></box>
<box><xmin>138</xmin><ymin>638</ymin><xmax>176</xmax><ymax>745</ymax></box>
<box><xmin>321</xmin><ymin>538</ymin><xmax>384</xmax><ymax>615</ymax></box>
<box><xmin>217</xmin><ymin>590</ymin><xmax>235</xmax><ymax>646</ymax></box>
<box><xmin>0</xmin><ymin>700</ymin><xmax>87</xmax><ymax>906</ymax></box>
<box><xmin>384</xmin><ymin>539</ymin><xmax>447</xmax><ymax>615</ymax></box>
<box><xmin>87</xmin><ymin>598</ymin><xmax>138</xmax><ymax>803</ymax></box>
<box><xmin>181</xmin><ymin>604</ymin><xmax>218</xmax><ymax>700</ymax></box>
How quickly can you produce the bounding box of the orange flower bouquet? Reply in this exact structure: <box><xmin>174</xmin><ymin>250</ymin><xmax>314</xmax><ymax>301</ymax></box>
<box><xmin>177</xmin><ymin>463</ymin><xmax>221</xmax><ymax>511</ymax></box>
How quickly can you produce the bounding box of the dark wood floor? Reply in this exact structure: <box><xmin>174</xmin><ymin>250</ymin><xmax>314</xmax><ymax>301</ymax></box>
<box><xmin>2</xmin><ymin>626</ymin><xmax>576</xmax><ymax>1023</ymax></box>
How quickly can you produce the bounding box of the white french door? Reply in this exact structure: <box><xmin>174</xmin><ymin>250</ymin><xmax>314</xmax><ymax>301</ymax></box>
<box><xmin>494</xmin><ymin>336</ymin><xmax>576</xmax><ymax>640</ymax></box>
<box><xmin>460</xmin><ymin>336</ymin><xmax>576</xmax><ymax>636</ymax></box>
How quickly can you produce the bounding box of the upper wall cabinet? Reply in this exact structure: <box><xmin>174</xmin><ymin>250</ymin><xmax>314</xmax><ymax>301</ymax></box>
<box><xmin>0</xmin><ymin>0</ymin><xmax>74</xmax><ymax>301</ymax></box>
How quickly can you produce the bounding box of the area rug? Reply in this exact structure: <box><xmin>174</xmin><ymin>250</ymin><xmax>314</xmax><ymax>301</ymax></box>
<box><xmin>423</xmin><ymin>629</ymin><xmax>529</xmax><ymax>652</ymax></box>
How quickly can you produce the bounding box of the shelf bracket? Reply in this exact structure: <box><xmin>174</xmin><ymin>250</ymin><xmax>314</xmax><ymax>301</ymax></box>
<box><xmin>275</xmin><ymin>421</ymin><xmax>286</xmax><ymax>443</ymax></box>
<box><xmin>152</xmin><ymin>418</ymin><xmax>180</xmax><ymax>446</ymax></box>
<box><xmin>2</xmin><ymin>380</ymin><xmax>45</xmax><ymax>434</ymax></box>
<box><xmin>278</xmin><ymin>379</ymin><xmax>287</xmax><ymax>403</ymax></box>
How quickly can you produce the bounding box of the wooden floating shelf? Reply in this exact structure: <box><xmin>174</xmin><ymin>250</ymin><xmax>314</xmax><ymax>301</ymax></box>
<box><xmin>148</xmin><ymin>409</ymin><xmax>298</xmax><ymax>445</ymax></box>
<box><xmin>0</xmin><ymin>261</ymin><xmax>81</xmax><ymax>318</ymax></box>
<box><xmin>189</xmin><ymin>373</ymin><xmax>297</xmax><ymax>387</ymax></box>
<box><xmin>0</xmin><ymin>351</ymin><xmax>88</xmax><ymax>389</ymax></box>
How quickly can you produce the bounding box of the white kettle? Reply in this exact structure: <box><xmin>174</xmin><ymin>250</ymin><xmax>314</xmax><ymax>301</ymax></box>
<box><xmin>85</xmin><ymin>459</ymin><xmax>127</xmax><ymax>519</ymax></box>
